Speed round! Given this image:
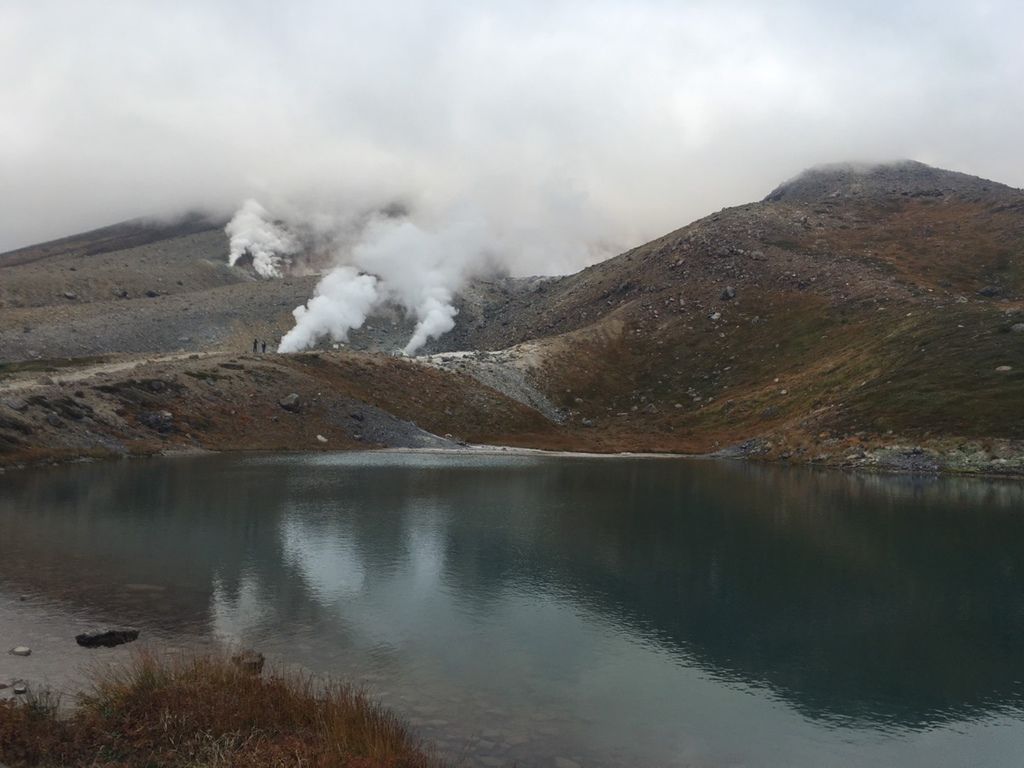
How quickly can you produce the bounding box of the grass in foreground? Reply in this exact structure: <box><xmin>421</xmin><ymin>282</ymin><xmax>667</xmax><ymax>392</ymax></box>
<box><xmin>0</xmin><ymin>651</ymin><xmax>444</xmax><ymax>768</ymax></box>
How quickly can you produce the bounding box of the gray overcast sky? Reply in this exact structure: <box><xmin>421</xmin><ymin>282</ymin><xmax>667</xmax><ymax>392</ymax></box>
<box><xmin>1</xmin><ymin>0</ymin><xmax>1022</xmax><ymax>264</ymax></box>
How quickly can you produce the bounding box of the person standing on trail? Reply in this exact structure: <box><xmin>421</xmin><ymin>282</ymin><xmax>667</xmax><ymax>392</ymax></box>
<box><xmin>261</xmin><ymin>340</ymin><xmax>267</xmax><ymax>354</ymax></box>
<box><xmin>253</xmin><ymin>338</ymin><xmax>258</xmax><ymax>354</ymax></box>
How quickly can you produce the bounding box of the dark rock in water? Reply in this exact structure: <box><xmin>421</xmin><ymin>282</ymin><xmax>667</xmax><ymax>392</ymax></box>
<box><xmin>75</xmin><ymin>628</ymin><xmax>140</xmax><ymax>648</ymax></box>
<box><xmin>231</xmin><ymin>649</ymin><xmax>265</xmax><ymax>674</ymax></box>
<box><xmin>279</xmin><ymin>393</ymin><xmax>301</xmax><ymax>412</ymax></box>
<box><xmin>138</xmin><ymin>410</ymin><xmax>174</xmax><ymax>433</ymax></box>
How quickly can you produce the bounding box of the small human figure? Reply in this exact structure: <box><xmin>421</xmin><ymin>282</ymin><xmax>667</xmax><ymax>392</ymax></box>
<box><xmin>261</xmin><ymin>340</ymin><xmax>267</xmax><ymax>354</ymax></box>
<box><xmin>252</xmin><ymin>338</ymin><xmax>258</xmax><ymax>354</ymax></box>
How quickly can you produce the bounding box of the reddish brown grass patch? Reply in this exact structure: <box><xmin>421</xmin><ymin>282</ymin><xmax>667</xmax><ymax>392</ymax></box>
<box><xmin>0</xmin><ymin>651</ymin><xmax>443</xmax><ymax>768</ymax></box>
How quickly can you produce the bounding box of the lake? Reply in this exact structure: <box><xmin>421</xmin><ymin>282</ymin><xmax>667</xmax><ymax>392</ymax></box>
<box><xmin>2</xmin><ymin>451</ymin><xmax>1024</xmax><ymax>767</ymax></box>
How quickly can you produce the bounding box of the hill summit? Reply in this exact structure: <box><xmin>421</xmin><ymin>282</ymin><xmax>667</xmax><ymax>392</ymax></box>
<box><xmin>764</xmin><ymin>160</ymin><xmax>1019</xmax><ymax>203</ymax></box>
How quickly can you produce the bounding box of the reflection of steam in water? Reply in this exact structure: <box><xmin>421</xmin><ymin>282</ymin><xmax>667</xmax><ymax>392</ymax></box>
<box><xmin>280</xmin><ymin>513</ymin><xmax>367</xmax><ymax>602</ymax></box>
<box><xmin>405</xmin><ymin>514</ymin><xmax>446</xmax><ymax>592</ymax></box>
<box><xmin>6</xmin><ymin>453</ymin><xmax>1024</xmax><ymax>767</ymax></box>
<box><xmin>209</xmin><ymin>570</ymin><xmax>274</xmax><ymax>643</ymax></box>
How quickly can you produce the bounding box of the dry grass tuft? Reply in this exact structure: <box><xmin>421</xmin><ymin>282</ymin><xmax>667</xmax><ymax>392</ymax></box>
<box><xmin>0</xmin><ymin>650</ymin><xmax>444</xmax><ymax>768</ymax></box>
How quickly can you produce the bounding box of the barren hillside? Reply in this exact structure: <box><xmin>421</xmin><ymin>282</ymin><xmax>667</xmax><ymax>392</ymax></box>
<box><xmin>2</xmin><ymin>161</ymin><xmax>1022</xmax><ymax>474</ymax></box>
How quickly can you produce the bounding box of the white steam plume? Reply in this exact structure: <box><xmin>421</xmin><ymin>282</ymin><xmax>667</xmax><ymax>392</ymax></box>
<box><xmin>226</xmin><ymin>193</ymin><xmax>601</xmax><ymax>356</ymax></box>
<box><xmin>226</xmin><ymin>199</ymin><xmax>300</xmax><ymax>278</ymax></box>
<box><xmin>278</xmin><ymin>267</ymin><xmax>380</xmax><ymax>353</ymax></box>
<box><xmin>352</xmin><ymin>214</ymin><xmax>491</xmax><ymax>356</ymax></box>
<box><xmin>239</xmin><ymin>202</ymin><xmax>498</xmax><ymax>356</ymax></box>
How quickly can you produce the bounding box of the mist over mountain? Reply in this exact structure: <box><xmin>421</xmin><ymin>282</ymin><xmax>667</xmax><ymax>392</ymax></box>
<box><xmin>3</xmin><ymin>0</ymin><xmax>1024</xmax><ymax>274</ymax></box>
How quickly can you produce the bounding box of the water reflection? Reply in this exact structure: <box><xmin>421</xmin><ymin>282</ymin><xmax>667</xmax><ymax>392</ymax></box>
<box><xmin>2</xmin><ymin>453</ymin><xmax>1024</xmax><ymax>766</ymax></box>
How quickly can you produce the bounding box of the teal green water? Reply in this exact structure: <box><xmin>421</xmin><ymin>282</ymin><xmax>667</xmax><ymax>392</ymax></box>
<box><xmin>2</xmin><ymin>452</ymin><xmax>1024</xmax><ymax>767</ymax></box>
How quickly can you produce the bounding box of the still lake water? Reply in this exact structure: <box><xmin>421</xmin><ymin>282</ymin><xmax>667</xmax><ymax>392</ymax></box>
<box><xmin>2</xmin><ymin>451</ymin><xmax>1024</xmax><ymax>767</ymax></box>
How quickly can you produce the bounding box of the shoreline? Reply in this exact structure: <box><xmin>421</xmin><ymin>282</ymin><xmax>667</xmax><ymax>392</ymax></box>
<box><xmin>2</xmin><ymin>346</ymin><xmax>1022</xmax><ymax>483</ymax></box>
<box><xmin>3</xmin><ymin>440</ymin><xmax>1024</xmax><ymax>483</ymax></box>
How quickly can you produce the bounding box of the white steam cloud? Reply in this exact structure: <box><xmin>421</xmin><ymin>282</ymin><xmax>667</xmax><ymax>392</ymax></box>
<box><xmin>225</xmin><ymin>199</ymin><xmax>299</xmax><ymax>278</ymax></box>
<box><xmin>279</xmin><ymin>267</ymin><xmax>380</xmax><ymax>353</ymax></box>
<box><xmin>356</xmin><ymin>215</ymin><xmax>490</xmax><ymax>355</ymax></box>
<box><xmin>252</xmin><ymin>204</ymin><xmax>497</xmax><ymax>356</ymax></box>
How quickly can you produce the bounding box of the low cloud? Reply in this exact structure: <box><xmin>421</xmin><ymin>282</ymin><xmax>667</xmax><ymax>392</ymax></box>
<box><xmin>3</xmin><ymin>0</ymin><xmax>1023</xmax><ymax>268</ymax></box>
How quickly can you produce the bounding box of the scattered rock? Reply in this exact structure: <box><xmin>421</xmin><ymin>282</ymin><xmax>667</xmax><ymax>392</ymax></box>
<box><xmin>9</xmin><ymin>646</ymin><xmax>31</xmax><ymax>657</ymax></box>
<box><xmin>230</xmin><ymin>649</ymin><xmax>265</xmax><ymax>674</ymax></box>
<box><xmin>581</xmin><ymin>418</ymin><xmax>595</xmax><ymax>428</ymax></box>
<box><xmin>144</xmin><ymin>289</ymin><xmax>159</xmax><ymax>298</ymax></box>
<box><xmin>45</xmin><ymin>413</ymin><xmax>63</xmax><ymax>427</ymax></box>
<box><xmin>1011</xmin><ymin>323</ymin><xmax>1024</xmax><ymax>333</ymax></box>
<box><xmin>710</xmin><ymin>311</ymin><xmax>722</xmax><ymax>321</ymax></box>
<box><xmin>62</xmin><ymin>291</ymin><xmax>78</xmax><ymax>300</ymax></box>
<box><xmin>13</xmin><ymin>683</ymin><xmax>27</xmax><ymax>695</ymax></box>
<box><xmin>75</xmin><ymin>628</ymin><xmax>140</xmax><ymax>648</ymax></box>
<box><xmin>138</xmin><ymin>410</ymin><xmax>174</xmax><ymax>433</ymax></box>
<box><xmin>4</xmin><ymin>398</ymin><xmax>28</xmax><ymax>412</ymax></box>
<box><xmin>720</xmin><ymin>286</ymin><xmax>736</xmax><ymax>300</ymax></box>
<box><xmin>279</xmin><ymin>393</ymin><xmax>301</xmax><ymax>412</ymax></box>
<box><xmin>316</xmin><ymin>434</ymin><xmax>328</xmax><ymax>443</ymax></box>
<box><xmin>995</xmin><ymin>365</ymin><xmax>1013</xmax><ymax>372</ymax></box>
<box><xmin>60</xmin><ymin>403</ymin><xmax>87</xmax><ymax>420</ymax></box>
<box><xmin>0</xmin><ymin>414</ymin><xmax>32</xmax><ymax>435</ymax></box>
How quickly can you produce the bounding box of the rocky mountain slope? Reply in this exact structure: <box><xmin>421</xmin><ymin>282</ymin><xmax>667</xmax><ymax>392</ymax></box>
<box><xmin>2</xmin><ymin>161</ymin><xmax>1022</xmax><ymax>474</ymax></box>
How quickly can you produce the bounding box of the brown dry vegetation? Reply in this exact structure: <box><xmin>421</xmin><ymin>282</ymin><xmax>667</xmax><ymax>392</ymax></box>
<box><xmin>0</xmin><ymin>348</ymin><xmax>570</xmax><ymax>467</ymax></box>
<box><xmin>1</xmin><ymin>162</ymin><xmax>1023</xmax><ymax>473</ymax></box>
<box><xmin>0</xmin><ymin>651</ymin><xmax>443</xmax><ymax>768</ymax></box>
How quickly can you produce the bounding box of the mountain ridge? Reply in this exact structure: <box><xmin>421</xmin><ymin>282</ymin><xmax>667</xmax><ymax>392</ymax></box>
<box><xmin>1</xmin><ymin>160</ymin><xmax>1022</xmax><ymax>475</ymax></box>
